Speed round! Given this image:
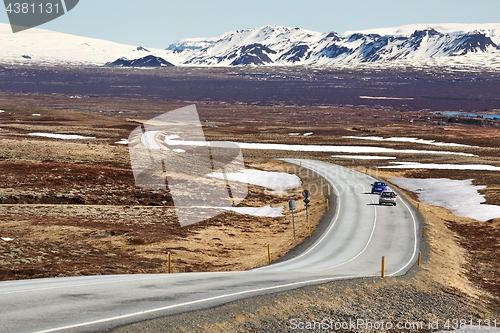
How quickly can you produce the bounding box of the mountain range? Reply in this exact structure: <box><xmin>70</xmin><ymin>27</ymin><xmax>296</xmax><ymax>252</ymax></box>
<box><xmin>1</xmin><ymin>22</ymin><xmax>499</xmax><ymax>68</ymax></box>
<box><xmin>167</xmin><ymin>24</ymin><xmax>500</xmax><ymax>67</ymax></box>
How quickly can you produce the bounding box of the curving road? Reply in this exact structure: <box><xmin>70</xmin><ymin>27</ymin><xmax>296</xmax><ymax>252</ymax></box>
<box><xmin>0</xmin><ymin>159</ymin><xmax>419</xmax><ymax>333</ymax></box>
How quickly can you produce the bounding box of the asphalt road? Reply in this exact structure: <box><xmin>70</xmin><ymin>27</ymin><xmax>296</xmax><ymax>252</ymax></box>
<box><xmin>0</xmin><ymin>160</ymin><xmax>419</xmax><ymax>333</ymax></box>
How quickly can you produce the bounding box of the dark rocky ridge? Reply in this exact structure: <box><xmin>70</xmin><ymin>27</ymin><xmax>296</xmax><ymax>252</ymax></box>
<box><xmin>106</xmin><ymin>55</ymin><xmax>174</xmax><ymax>68</ymax></box>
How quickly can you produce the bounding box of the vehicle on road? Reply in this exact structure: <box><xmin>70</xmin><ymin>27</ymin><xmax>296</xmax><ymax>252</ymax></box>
<box><xmin>371</xmin><ymin>181</ymin><xmax>387</xmax><ymax>194</ymax></box>
<box><xmin>379</xmin><ymin>190</ymin><xmax>397</xmax><ymax>206</ymax></box>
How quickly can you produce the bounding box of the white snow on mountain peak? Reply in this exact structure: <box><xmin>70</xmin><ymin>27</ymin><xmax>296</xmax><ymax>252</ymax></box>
<box><xmin>172</xmin><ymin>24</ymin><xmax>500</xmax><ymax>67</ymax></box>
<box><xmin>0</xmin><ymin>22</ymin><xmax>177</xmax><ymax>66</ymax></box>
<box><xmin>1</xmin><ymin>22</ymin><xmax>499</xmax><ymax>69</ymax></box>
<box><xmin>344</xmin><ymin>23</ymin><xmax>500</xmax><ymax>44</ymax></box>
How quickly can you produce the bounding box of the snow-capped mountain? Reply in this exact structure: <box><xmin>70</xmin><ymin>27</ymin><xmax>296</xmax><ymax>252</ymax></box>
<box><xmin>169</xmin><ymin>24</ymin><xmax>500</xmax><ymax>67</ymax></box>
<box><xmin>1</xmin><ymin>22</ymin><xmax>499</xmax><ymax>68</ymax></box>
<box><xmin>0</xmin><ymin>22</ymin><xmax>174</xmax><ymax>66</ymax></box>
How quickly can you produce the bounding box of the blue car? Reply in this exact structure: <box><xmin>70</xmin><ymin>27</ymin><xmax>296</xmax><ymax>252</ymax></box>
<box><xmin>371</xmin><ymin>181</ymin><xmax>387</xmax><ymax>194</ymax></box>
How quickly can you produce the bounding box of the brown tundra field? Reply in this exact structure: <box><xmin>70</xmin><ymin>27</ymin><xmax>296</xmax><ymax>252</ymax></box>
<box><xmin>0</xmin><ymin>65</ymin><xmax>499</xmax><ymax>332</ymax></box>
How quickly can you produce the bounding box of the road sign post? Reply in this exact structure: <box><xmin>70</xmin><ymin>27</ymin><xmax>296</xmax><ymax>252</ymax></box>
<box><xmin>289</xmin><ymin>200</ymin><xmax>296</xmax><ymax>240</ymax></box>
<box><xmin>302</xmin><ymin>190</ymin><xmax>311</xmax><ymax>237</ymax></box>
<box><xmin>306</xmin><ymin>205</ymin><xmax>311</xmax><ymax>237</ymax></box>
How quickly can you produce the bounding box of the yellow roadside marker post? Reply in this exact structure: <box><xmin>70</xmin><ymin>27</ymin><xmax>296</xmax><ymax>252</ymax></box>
<box><xmin>381</xmin><ymin>256</ymin><xmax>386</xmax><ymax>278</ymax></box>
<box><xmin>266</xmin><ymin>244</ymin><xmax>271</xmax><ymax>265</ymax></box>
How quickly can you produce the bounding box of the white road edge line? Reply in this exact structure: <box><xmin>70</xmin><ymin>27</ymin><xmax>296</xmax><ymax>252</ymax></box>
<box><xmin>387</xmin><ymin>194</ymin><xmax>419</xmax><ymax>276</ymax></box>
<box><xmin>362</xmin><ymin>170</ymin><xmax>420</xmax><ymax>277</ymax></box>
<box><xmin>266</xmin><ymin>160</ymin><xmax>379</xmax><ymax>270</ymax></box>
<box><xmin>259</xmin><ymin>160</ymin><xmax>415</xmax><ymax>274</ymax></box>
<box><xmin>255</xmin><ymin>159</ymin><xmax>343</xmax><ymax>266</ymax></box>
<box><xmin>322</xmin><ymin>169</ymin><xmax>378</xmax><ymax>269</ymax></box>
<box><xmin>32</xmin><ymin>274</ymin><xmax>373</xmax><ymax>333</ymax></box>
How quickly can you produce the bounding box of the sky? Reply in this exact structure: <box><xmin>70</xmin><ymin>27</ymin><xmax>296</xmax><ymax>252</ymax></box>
<box><xmin>1</xmin><ymin>0</ymin><xmax>499</xmax><ymax>49</ymax></box>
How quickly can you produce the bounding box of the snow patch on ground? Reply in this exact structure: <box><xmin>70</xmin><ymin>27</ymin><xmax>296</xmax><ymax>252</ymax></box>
<box><xmin>343</xmin><ymin>136</ymin><xmax>473</xmax><ymax>147</ymax></box>
<box><xmin>196</xmin><ymin>205</ymin><xmax>283</xmax><ymax>217</ymax></box>
<box><xmin>332</xmin><ymin>155</ymin><xmax>396</xmax><ymax>160</ymax></box>
<box><xmin>0</xmin><ymin>110</ymin><xmax>5</xmax><ymax>113</ymax></box>
<box><xmin>303</xmin><ymin>132</ymin><xmax>313</xmax><ymax>136</ymax></box>
<box><xmin>28</xmin><ymin>133</ymin><xmax>95</xmax><ymax>140</ymax></box>
<box><xmin>208</xmin><ymin>169</ymin><xmax>301</xmax><ymax>195</ymax></box>
<box><xmin>381</xmin><ymin>162</ymin><xmax>500</xmax><ymax>171</ymax></box>
<box><xmin>390</xmin><ymin>178</ymin><xmax>500</xmax><ymax>222</ymax></box>
<box><xmin>359</xmin><ymin>96</ymin><xmax>414</xmax><ymax>100</ymax></box>
<box><xmin>115</xmin><ymin>139</ymin><xmax>129</xmax><ymax>145</ymax></box>
<box><xmin>172</xmin><ymin>149</ymin><xmax>186</xmax><ymax>153</ymax></box>
<box><xmin>164</xmin><ymin>139</ymin><xmax>475</xmax><ymax>157</ymax></box>
<box><xmin>1</xmin><ymin>237</ymin><xmax>14</xmax><ymax>242</ymax></box>
<box><xmin>165</xmin><ymin>134</ymin><xmax>181</xmax><ymax>141</ymax></box>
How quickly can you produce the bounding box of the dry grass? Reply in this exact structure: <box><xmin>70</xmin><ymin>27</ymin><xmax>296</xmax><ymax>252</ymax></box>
<box><xmin>0</xmin><ymin>161</ymin><xmax>326</xmax><ymax>279</ymax></box>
